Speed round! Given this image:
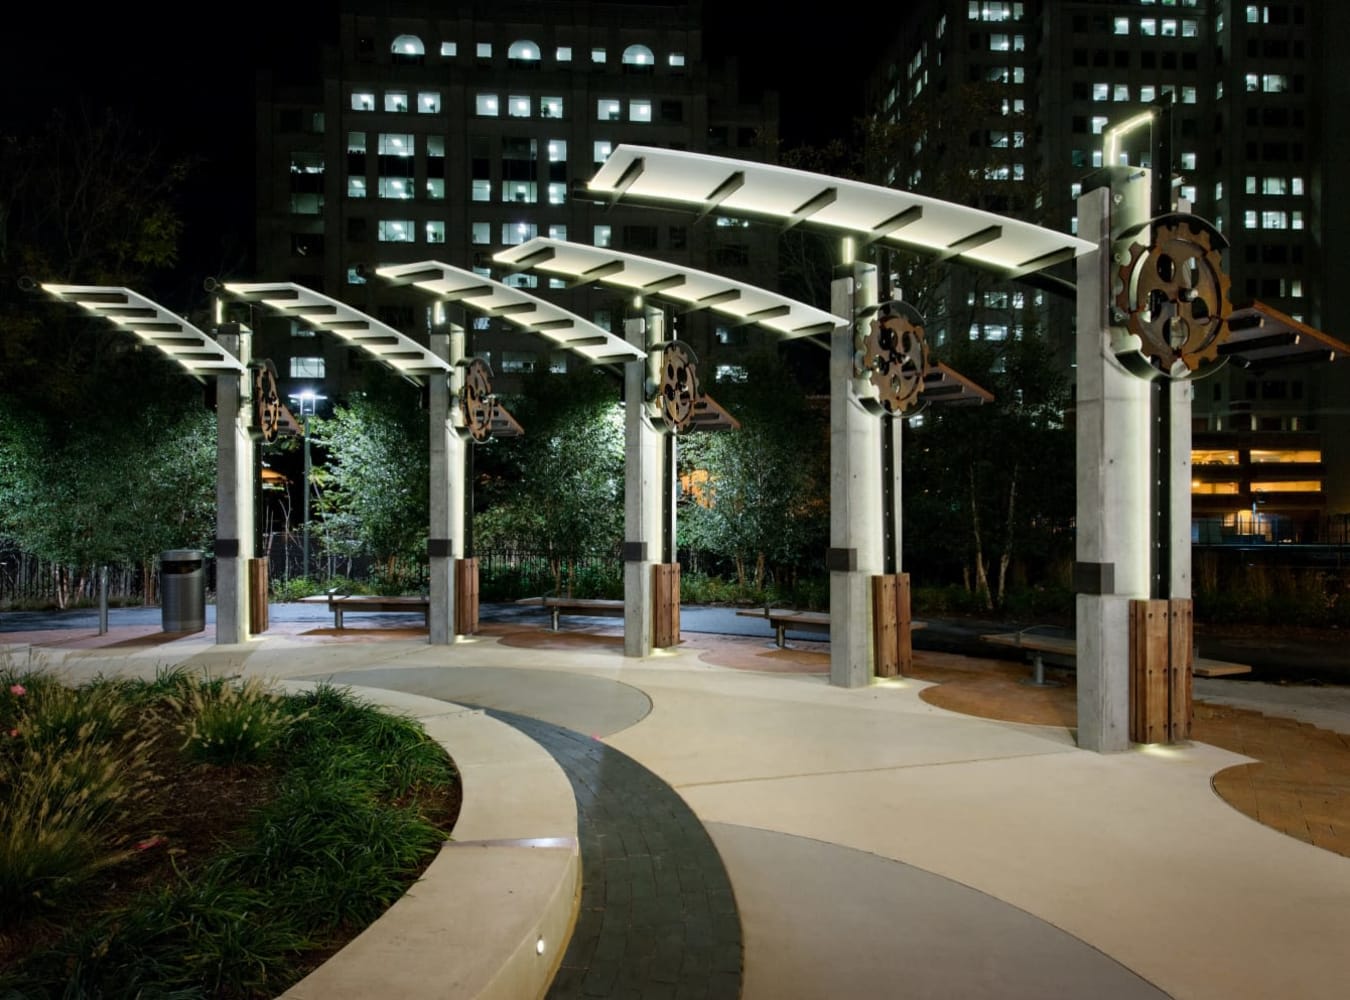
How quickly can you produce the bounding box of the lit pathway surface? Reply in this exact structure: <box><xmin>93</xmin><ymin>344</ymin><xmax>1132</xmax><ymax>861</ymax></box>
<box><xmin>6</xmin><ymin>615</ymin><xmax>1350</xmax><ymax>998</ymax></box>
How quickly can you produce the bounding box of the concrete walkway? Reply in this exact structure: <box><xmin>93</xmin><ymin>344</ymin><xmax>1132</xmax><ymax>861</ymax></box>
<box><xmin>4</xmin><ymin>618</ymin><xmax>1350</xmax><ymax>999</ymax></box>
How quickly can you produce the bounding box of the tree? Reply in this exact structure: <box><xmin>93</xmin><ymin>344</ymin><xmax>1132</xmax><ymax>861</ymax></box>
<box><xmin>0</xmin><ymin>394</ymin><xmax>216</xmax><ymax>607</ymax></box>
<box><xmin>474</xmin><ymin>368</ymin><xmax>625</xmax><ymax>595</ymax></box>
<box><xmin>308</xmin><ymin>378</ymin><xmax>429</xmax><ymax>588</ymax></box>
<box><xmin>677</xmin><ymin>352</ymin><xmax>829</xmax><ymax>590</ymax></box>
<box><xmin>0</xmin><ymin>109</ymin><xmax>192</xmax><ymax>414</ymax></box>
<box><xmin>903</xmin><ymin>335</ymin><xmax>1074</xmax><ymax>608</ymax></box>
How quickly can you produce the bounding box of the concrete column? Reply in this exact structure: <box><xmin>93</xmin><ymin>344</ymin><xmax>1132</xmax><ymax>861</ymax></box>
<box><xmin>428</xmin><ymin>324</ymin><xmax>465</xmax><ymax>645</ymax></box>
<box><xmin>829</xmin><ymin>263</ymin><xmax>883</xmax><ymax>688</ymax></box>
<box><xmin>215</xmin><ymin>325</ymin><xmax>254</xmax><ymax>646</ymax></box>
<box><xmin>1075</xmin><ymin>186</ymin><xmax>1151</xmax><ymax>751</ymax></box>
<box><xmin>623</xmin><ymin>311</ymin><xmax>664</xmax><ymax>658</ymax></box>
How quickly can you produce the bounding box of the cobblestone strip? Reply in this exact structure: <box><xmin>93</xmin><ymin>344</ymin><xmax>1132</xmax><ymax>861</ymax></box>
<box><xmin>486</xmin><ymin>710</ymin><xmax>743</xmax><ymax>1000</ymax></box>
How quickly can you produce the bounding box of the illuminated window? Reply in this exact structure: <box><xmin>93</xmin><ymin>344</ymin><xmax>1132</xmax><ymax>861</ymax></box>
<box><xmin>669</xmin><ymin>52</ymin><xmax>686</xmax><ymax>67</ymax></box>
<box><xmin>556</xmin><ymin>46</ymin><xmax>572</xmax><ymax>61</ymax></box>
<box><xmin>384</xmin><ymin>91</ymin><xmax>408</xmax><ymax>112</ymax></box>
<box><xmin>1093</xmin><ymin>83</ymin><xmax>1109</xmax><ymax>101</ymax></box>
<box><xmin>378</xmin><ymin>177</ymin><xmax>411</xmax><ymax>199</ymax></box>
<box><xmin>471</xmin><ymin>222</ymin><xmax>491</xmax><ymax>245</ymax></box>
<box><xmin>594</xmin><ymin>140</ymin><xmax>613</xmax><ymax>165</ymax></box>
<box><xmin>1180</xmin><ymin>152</ymin><xmax>1197</xmax><ymax>170</ymax></box>
<box><xmin>290</xmin><ymin>357</ymin><xmax>325</xmax><ymax>378</ymax></box>
<box><xmin>1251</xmin><ymin>449</ymin><xmax>1321</xmax><ymax>464</ymax></box>
<box><xmin>502</xmin><ymin>181</ymin><xmax>536</xmax><ymax>203</ymax></box>
<box><xmin>622</xmin><ymin>44</ymin><xmax>654</xmax><ymax>66</ymax></box>
<box><xmin>629</xmin><ymin>100</ymin><xmax>652</xmax><ymax>122</ymax></box>
<box><xmin>548</xmin><ymin>182</ymin><xmax>566</xmax><ymax>205</ymax></box>
<box><xmin>476</xmin><ymin>94</ymin><xmax>499</xmax><ymax>116</ymax></box>
<box><xmin>476</xmin><ymin>42</ymin><xmax>492</xmax><ymax>58</ymax></box>
<box><xmin>509</xmin><ymin>95</ymin><xmax>531</xmax><ymax>118</ymax></box>
<box><xmin>508</xmin><ymin>40</ymin><xmax>540</xmax><ymax>61</ymax></box>
<box><xmin>440</xmin><ymin>42</ymin><xmax>457</xmax><ymax>58</ymax></box>
<box><xmin>500</xmin><ymin>222</ymin><xmax>538</xmax><ymax>246</ymax></box>
<box><xmin>1262</xmin><ymin>210</ymin><xmax>1288</xmax><ymax>229</ymax></box>
<box><xmin>1114</xmin><ymin>16</ymin><xmax>1129</xmax><ymax>33</ymax></box>
<box><xmin>548</xmin><ymin>224</ymin><xmax>568</xmax><ymax>239</ymax></box>
<box><xmin>1140</xmin><ymin>85</ymin><xmax>1156</xmax><ymax>101</ymax></box>
<box><xmin>351</xmin><ymin>91</ymin><xmax>375</xmax><ymax>111</ymax></box>
<box><xmin>1141</xmin><ymin>18</ymin><xmax>1157</xmax><ymax>35</ymax></box>
<box><xmin>378</xmin><ymin>133</ymin><xmax>412</xmax><ymax>157</ymax></box>
<box><xmin>471</xmin><ymin>179</ymin><xmax>491</xmax><ymax>202</ymax></box>
<box><xmin>348</xmin><ymin>176</ymin><xmax>366</xmax><ymax>198</ymax></box>
<box><xmin>1192</xmin><ymin>450</ymin><xmax>1239</xmax><ymax>465</ymax></box>
<box><xmin>1262</xmin><ymin>177</ymin><xmax>1287</xmax><ymax>195</ymax></box>
<box><xmin>1181</xmin><ymin>86</ymin><xmax>1197</xmax><ymax>104</ymax></box>
<box><xmin>591</xmin><ymin>47</ymin><xmax>606</xmax><ymax>63</ymax></box>
<box><xmin>1253</xmin><ymin>481</ymin><xmax>1321</xmax><ymax>494</ymax></box>
<box><xmin>1263</xmin><ymin>74</ymin><xmax>1289</xmax><ymax>93</ymax></box>
<box><xmin>1091</xmin><ymin>116</ymin><xmax>1108</xmax><ymax>134</ymax></box>
<box><xmin>426</xmin><ymin>178</ymin><xmax>444</xmax><ymax>200</ymax></box>
<box><xmin>594</xmin><ymin>224</ymin><xmax>612</xmax><ymax>247</ymax></box>
<box><xmin>548</xmin><ymin>139</ymin><xmax>567</xmax><ymax>163</ymax></box>
<box><xmin>1191</xmin><ymin>481</ymin><xmax>1239</xmax><ymax>495</ymax></box>
<box><xmin>378</xmin><ymin>220</ymin><xmax>414</xmax><ymax>242</ymax></box>
<box><xmin>1292</xmin><ymin>211</ymin><xmax>1304</xmax><ymax>230</ymax></box>
<box><xmin>1114</xmin><ymin>84</ymin><xmax>1130</xmax><ymax>101</ymax></box>
<box><xmin>1161</xmin><ymin>19</ymin><xmax>1177</xmax><ymax>36</ymax></box>
<box><xmin>419</xmin><ymin>92</ymin><xmax>441</xmax><ymax>113</ymax></box>
<box><xmin>597</xmin><ymin>99</ymin><xmax>621</xmax><ymax>121</ymax></box>
<box><xmin>1292</xmin><ymin>177</ymin><xmax>1305</xmax><ymax>195</ymax></box>
<box><xmin>1182</xmin><ymin>18</ymin><xmax>1198</xmax><ymax>36</ymax></box>
<box><xmin>541</xmin><ymin>96</ymin><xmax>563</xmax><ymax>118</ymax></box>
<box><xmin>347</xmin><ymin>267</ymin><xmax>366</xmax><ymax>285</ymax></box>
<box><xmin>425</xmin><ymin>221</ymin><xmax>445</xmax><ymax>244</ymax></box>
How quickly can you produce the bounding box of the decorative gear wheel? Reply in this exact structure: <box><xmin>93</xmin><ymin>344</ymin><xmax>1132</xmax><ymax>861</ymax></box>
<box><xmin>862</xmin><ymin>306</ymin><xmax>930</xmax><ymax>414</ymax></box>
<box><xmin>1115</xmin><ymin>217</ymin><xmax>1232</xmax><ymax>375</ymax></box>
<box><xmin>461</xmin><ymin>358</ymin><xmax>496</xmax><ymax>442</ymax></box>
<box><xmin>252</xmin><ymin>361</ymin><xmax>281</xmax><ymax>443</ymax></box>
<box><xmin>658</xmin><ymin>342</ymin><xmax>700</xmax><ymax>433</ymax></box>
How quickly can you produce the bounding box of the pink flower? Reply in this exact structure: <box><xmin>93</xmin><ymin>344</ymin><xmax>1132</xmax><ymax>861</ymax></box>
<box><xmin>135</xmin><ymin>835</ymin><xmax>167</xmax><ymax>851</ymax></box>
<box><xmin>8</xmin><ymin>685</ymin><xmax>24</xmax><ymax>697</ymax></box>
<box><xmin>6</xmin><ymin>729</ymin><xmax>17</xmax><ymax>739</ymax></box>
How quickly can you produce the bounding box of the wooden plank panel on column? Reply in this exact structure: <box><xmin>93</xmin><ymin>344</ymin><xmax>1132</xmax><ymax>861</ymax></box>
<box><xmin>455</xmin><ymin>558</ymin><xmax>479</xmax><ymax>635</ymax></box>
<box><xmin>1168</xmin><ymin>598</ymin><xmax>1193</xmax><ymax>741</ymax></box>
<box><xmin>1129</xmin><ymin>599</ymin><xmax>1169</xmax><ymax>743</ymax></box>
<box><xmin>872</xmin><ymin>575</ymin><xmax>899</xmax><ymax>678</ymax></box>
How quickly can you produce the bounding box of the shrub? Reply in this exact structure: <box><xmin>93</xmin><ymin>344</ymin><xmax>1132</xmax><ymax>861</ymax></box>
<box><xmin>168</xmin><ymin>677</ymin><xmax>307</xmax><ymax>765</ymax></box>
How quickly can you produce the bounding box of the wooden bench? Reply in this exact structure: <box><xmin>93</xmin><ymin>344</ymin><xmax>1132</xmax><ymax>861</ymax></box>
<box><xmin>515</xmin><ymin>596</ymin><xmax>626</xmax><ymax>631</ymax></box>
<box><xmin>736</xmin><ymin>609</ymin><xmax>928</xmax><ymax>649</ymax></box>
<box><xmin>980</xmin><ymin>628</ymin><xmax>1252</xmax><ymax>684</ymax></box>
<box><xmin>736</xmin><ymin>608</ymin><xmax>831</xmax><ymax>648</ymax></box>
<box><xmin>299</xmin><ymin>593</ymin><xmax>430</xmax><ymax>630</ymax></box>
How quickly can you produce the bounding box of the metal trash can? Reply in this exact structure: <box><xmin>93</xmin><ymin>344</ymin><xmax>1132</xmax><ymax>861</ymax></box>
<box><xmin>160</xmin><ymin>549</ymin><xmax>205</xmax><ymax>633</ymax></box>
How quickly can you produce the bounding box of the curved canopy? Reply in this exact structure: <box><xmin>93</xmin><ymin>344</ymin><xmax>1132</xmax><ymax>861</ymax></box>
<box><xmin>587</xmin><ymin>145</ymin><xmax>1094</xmax><ymax>282</ymax></box>
<box><xmin>225</xmin><ymin>282</ymin><xmax>450</xmax><ymax>379</ymax></box>
<box><xmin>42</xmin><ymin>284</ymin><xmax>245</xmax><ymax>377</ymax></box>
<box><xmin>376</xmin><ymin>261</ymin><xmax>645</xmax><ymax>364</ymax></box>
<box><xmin>494</xmin><ymin>238</ymin><xmax>847</xmax><ymax>339</ymax></box>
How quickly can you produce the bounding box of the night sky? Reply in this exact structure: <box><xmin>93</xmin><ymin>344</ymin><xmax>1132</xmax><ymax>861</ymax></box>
<box><xmin>1</xmin><ymin>2</ymin><xmax>884</xmax><ymax>290</ymax></box>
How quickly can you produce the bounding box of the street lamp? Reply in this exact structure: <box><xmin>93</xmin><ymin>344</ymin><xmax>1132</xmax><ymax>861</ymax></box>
<box><xmin>289</xmin><ymin>390</ymin><xmax>326</xmax><ymax>580</ymax></box>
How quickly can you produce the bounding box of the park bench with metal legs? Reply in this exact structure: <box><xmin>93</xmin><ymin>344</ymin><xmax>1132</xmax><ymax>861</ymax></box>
<box><xmin>735</xmin><ymin>608</ymin><xmax>928</xmax><ymax>649</ymax></box>
<box><xmin>980</xmin><ymin>626</ymin><xmax>1251</xmax><ymax>684</ymax></box>
<box><xmin>515</xmin><ymin>596</ymin><xmax>626</xmax><ymax>631</ymax></box>
<box><xmin>299</xmin><ymin>592</ymin><xmax>431</xmax><ymax>629</ymax></box>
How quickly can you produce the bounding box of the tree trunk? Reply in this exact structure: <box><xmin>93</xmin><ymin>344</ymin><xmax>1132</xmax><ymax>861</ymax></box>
<box><xmin>969</xmin><ymin>466</ymin><xmax>993</xmax><ymax>610</ymax></box>
<box><xmin>995</xmin><ymin>463</ymin><xmax>1020</xmax><ymax>607</ymax></box>
<box><xmin>754</xmin><ymin>552</ymin><xmax>766</xmax><ymax>592</ymax></box>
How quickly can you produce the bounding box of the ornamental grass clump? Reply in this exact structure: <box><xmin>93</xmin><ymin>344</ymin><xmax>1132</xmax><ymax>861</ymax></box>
<box><xmin>0</xmin><ymin>671</ymin><xmax>158</xmax><ymax>917</ymax></box>
<box><xmin>168</xmin><ymin>676</ymin><xmax>307</xmax><ymax>765</ymax></box>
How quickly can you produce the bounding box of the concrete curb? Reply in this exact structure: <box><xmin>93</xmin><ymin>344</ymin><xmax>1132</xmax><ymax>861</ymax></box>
<box><xmin>276</xmin><ymin>682</ymin><xmax>581</xmax><ymax>1000</ymax></box>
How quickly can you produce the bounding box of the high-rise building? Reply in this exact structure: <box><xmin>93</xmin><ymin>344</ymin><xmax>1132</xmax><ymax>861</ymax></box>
<box><xmin>869</xmin><ymin>0</ymin><xmax>1350</xmax><ymax>541</ymax></box>
<box><xmin>254</xmin><ymin>0</ymin><xmax>779</xmax><ymax>397</ymax></box>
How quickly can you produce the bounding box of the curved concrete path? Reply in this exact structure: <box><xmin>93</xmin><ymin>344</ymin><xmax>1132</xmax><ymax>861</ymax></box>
<box><xmin>10</xmin><ymin>625</ymin><xmax>1350</xmax><ymax>999</ymax></box>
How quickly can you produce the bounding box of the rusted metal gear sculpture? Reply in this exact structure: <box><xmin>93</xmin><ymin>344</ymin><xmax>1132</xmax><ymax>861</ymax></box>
<box><xmin>860</xmin><ymin>301</ymin><xmax>930</xmax><ymax>414</ymax></box>
<box><xmin>252</xmin><ymin>361</ymin><xmax>281</xmax><ymax>442</ymax></box>
<box><xmin>461</xmin><ymin>357</ymin><xmax>496</xmax><ymax>442</ymax></box>
<box><xmin>1114</xmin><ymin>216</ymin><xmax>1231</xmax><ymax>376</ymax></box>
<box><xmin>657</xmin><ymin>341</ymin><xmax>700</xmax><ymax>433</ymax></box>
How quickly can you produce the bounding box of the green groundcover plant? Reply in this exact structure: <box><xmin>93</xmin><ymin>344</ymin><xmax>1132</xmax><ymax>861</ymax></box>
<box><xmin>0</xmin><ymin>665</ymin><xmax>460</xmax><ymax>998</ymax></box>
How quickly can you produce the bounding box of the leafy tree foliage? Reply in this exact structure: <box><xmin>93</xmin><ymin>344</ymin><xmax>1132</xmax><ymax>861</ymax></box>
<box><xmin>308</xmin><ymin>379</ymin><xmax>429</xmax><ymax>588</ymax></box>
<box><xmin>677</xmin><ymin>352</ymin><xmax>829</xmax><ymax>590</ymax></box>
<box><xmin>0</xmin><ymin>395</ymin><xmax>216</xmax><ymax>607</ymax></box>
<box><xmin>903</xmin><ymin>335</ymin><xmax>1074</xmax><ymax>607</ymax></box>
<box><xmin>474</xmin><ymin>369</ymin><xmax>625</xmax><ymax>595</ymax></box>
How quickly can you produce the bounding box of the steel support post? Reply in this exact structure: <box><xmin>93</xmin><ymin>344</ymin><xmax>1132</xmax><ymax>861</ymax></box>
<box><xmin>428</xmin><ymin>324</ymin><xmax>465</xmax><ymax>644</ymax></box>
